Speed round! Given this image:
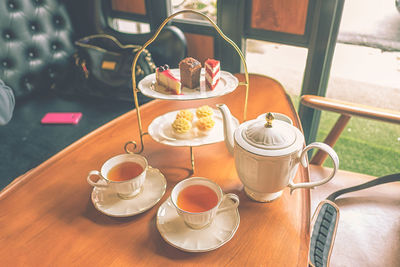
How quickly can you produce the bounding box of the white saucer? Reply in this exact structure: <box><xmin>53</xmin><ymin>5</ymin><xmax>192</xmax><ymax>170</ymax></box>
<box><xmin>156</xmin><ymin>197</ymin><xmax>240</xmax><ymax>252</ymax></box>
<box><xmin>91</xmin><ymin>167</ymin><xmax>167</xmax><ymax>217</ymax></box>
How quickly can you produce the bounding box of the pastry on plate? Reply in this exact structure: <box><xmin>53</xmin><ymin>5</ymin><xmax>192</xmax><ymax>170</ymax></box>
<box><xmin>196</xmin><ymin>116</ymin><xmax>215</xmax><ymax>132</ymax></box>
<box><xmin>196</xmin><ymin>105</ymin><xmax>214</xmax><ymax>119</ymax></box>
<box><xmin>204</xmin><ymin>58</ymin><xmax>220</xmax><ymax>91</ymax></box>
<box><xmin>172</xmin><ymin>117</ymin><xmax>192</xmax><ymax>134</ymax></box>
<box><xmin>156</xmin><ymin>64</ymin><xmax>181</xmax><ymax>94</ymax></box>
<box><xmin>176</xmin><ymin>109</ymin><xmax>194</xmax><ymax>122</ymax></box>
<box><xmin>179</xmin><ymin>57</ymin><xmax>201</xmax><ymax>89</ymax></box>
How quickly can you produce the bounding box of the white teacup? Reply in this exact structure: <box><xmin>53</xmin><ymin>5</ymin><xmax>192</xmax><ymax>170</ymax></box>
<box><xmin>87</xmin><ymin>154</ymin><xmax>148</xmax><ymax>199</ymax></box>
<box><xmin>171</xmin><ymin>177</ymin><xmax>240</xmax><ymax>229</ymax></box>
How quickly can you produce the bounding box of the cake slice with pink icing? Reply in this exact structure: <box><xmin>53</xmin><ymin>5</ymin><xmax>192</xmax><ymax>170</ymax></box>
<box><xmin>156</xmin><ymin>65</ymin><xmax>181</xmax><ymax>95</ymax></box>
<box><xmin>204</xmin><ymin>59</ymin><xmax>220</xmax><ymax>91</ymax></box>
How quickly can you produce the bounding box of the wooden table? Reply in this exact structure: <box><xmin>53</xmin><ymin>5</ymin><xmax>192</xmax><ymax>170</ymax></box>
<box><xmin>0</xmin><ymin>74</ymin><xmax>310</xmax><ymax>266</ymax></box>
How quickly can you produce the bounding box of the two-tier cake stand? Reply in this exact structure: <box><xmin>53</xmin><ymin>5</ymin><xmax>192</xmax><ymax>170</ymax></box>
<box><xmin>124</xmin><ymin>10</ymin><xmax>249</xmax><ymax>174</ymax></box>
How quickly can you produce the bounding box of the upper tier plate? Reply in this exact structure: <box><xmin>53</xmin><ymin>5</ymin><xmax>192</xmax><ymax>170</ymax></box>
<box><xmin>138</xmin><ymin>69</ymin><xmax>239</xmax><ymax>100</ymax></box>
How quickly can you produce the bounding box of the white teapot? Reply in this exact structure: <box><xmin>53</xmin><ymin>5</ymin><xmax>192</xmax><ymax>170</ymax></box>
<box><xmin>217</xmin><ymin>104</ymin><xmax>339</xmax><ymax>202</ymax></box>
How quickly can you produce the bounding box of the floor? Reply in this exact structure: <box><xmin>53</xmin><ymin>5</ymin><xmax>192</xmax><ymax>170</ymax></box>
<box><xmin>0</xmin><ymin>93</ymin><xmax>135</xmax><ymax>189</ymax></box>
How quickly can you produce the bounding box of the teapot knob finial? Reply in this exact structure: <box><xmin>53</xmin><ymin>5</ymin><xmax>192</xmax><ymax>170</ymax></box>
<box><xmin>265</xmin><ymin>112</ymin><xmax>274</xmax><ymax>128</ymax></box>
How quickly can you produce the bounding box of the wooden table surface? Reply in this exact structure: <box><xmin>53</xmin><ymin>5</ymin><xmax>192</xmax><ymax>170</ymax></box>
<box><xmin>0</xmin><ymin>74</ymin><xmax>310</xmax><ymax>266</ymax></box>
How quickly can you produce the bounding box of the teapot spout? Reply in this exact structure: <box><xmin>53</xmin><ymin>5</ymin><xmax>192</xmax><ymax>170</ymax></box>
<box><xmin>217</xmin><ymin>104</ymin><xmax>236</xmax><ymax>155</ymax></box>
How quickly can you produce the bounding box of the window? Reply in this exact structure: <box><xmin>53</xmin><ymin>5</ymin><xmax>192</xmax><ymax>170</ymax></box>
<box><xmin>171</xmin><ymin>0</ymin><xmax>217</xmax><ymax>23</ymax></box>
<box><xmin>111</xmin><ymin>18</ymin><xmax>151</xmax><ymax>34</ymax></box>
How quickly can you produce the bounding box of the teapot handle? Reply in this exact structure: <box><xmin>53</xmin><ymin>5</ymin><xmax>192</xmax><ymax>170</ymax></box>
<box><xmin>288</xmin><ymin>142</ymin><xmax>339</xmax><ymax>193</ymax></box>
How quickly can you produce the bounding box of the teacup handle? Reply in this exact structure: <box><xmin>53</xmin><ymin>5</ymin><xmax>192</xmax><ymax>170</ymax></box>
<box><xmin>288</xmin><ymin>142</ymin><xmax>339</xmax><ymax>192</ymax></box>
<box><xmin>218</xmin><ymin>193</ymin><xmax>240</xmax><ymax>213</ymax></box>
<box><xmin>87</xmin><ymin>170</ymin><xmax>109</xmax><ymax>188</ymax></box>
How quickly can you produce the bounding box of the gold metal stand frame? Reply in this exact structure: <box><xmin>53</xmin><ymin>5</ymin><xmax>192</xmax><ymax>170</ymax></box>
<box><xmin>125</xmin><ymin>10</ymin><xmax>249</xmax><ymax>174</ymax></box>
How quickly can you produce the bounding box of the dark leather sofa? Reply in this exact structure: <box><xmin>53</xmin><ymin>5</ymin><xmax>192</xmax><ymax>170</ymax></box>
<box><xmin>0</xmin><ymin>0</ymin><xmax>187</xmax><ymax>188</ymax></box>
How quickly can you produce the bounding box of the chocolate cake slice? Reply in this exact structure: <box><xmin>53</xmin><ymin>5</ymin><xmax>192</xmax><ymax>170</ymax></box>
<box><xmin>179</xmin><ymin>57</ymin><xmax>201</xmax><ymax>89</ymax></box>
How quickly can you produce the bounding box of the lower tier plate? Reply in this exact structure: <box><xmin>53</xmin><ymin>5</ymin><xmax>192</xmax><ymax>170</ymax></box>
<box><xmin>148</xmin><ymin>107</ymin><xmax>238</xmax><ymax>147</ymax></box>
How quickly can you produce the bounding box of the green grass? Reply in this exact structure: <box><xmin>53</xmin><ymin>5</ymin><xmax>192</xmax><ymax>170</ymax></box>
<box><xmin>290</xmin><ymin>95</ymin><xmax>400</xmax><ymax>176</ymax></box>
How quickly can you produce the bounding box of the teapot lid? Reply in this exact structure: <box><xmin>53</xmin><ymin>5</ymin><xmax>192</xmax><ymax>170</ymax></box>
<box><xmin>235</xmin><ymin>113</ymin><xmax>303</xmax><ymax>157</ymax></box>
<box><xmin>243</xmin><ymin>113</ymin><xmax>296</xmax><ymax>150</ymax></box>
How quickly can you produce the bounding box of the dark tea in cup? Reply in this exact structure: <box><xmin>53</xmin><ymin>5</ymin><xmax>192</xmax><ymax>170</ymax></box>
<box><xmin>177</xmin><ymin>184</ymin><xmax>219</xmax><ymax>212</ymax></box>
<box><xmin>107</xmin><ymin>161</ymin><xmax>144</xmax><ymax>182</ymax></box>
